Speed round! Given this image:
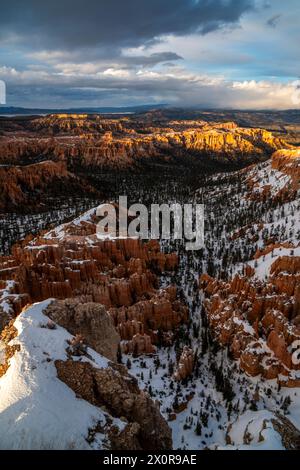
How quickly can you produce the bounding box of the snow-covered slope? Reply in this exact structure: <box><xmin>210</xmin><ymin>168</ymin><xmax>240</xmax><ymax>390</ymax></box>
<box><xmin>0</xmin><ymin>147</ymin><xmax>299</xmax><ymax>451</ymax></box>
<box><xmin>125</xmin><ymin>148</ymin><xmax>300</xmax><ymax>450</ymax></box>
<box><xmin>0</xmin><ymin>300</ymin><xmax>122</xmax><ymax>450</ymax></box>
<box><xmin>220</xmin><ymin>410</ymin><xmax>284</xmax><ymax>450</ymax></box>
<box><xmin>0</xmin><ymin>298</ymin><xmax>173</xmax><ymax>450</ymax></box>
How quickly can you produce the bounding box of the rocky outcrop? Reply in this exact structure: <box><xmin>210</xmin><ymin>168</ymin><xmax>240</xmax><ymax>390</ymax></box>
<box><xmin>0</xmin><ymin>161</ymin><xmax>99</xmax><ymax>211</ymax></box>
<box><xmin>200</xmin><ymin>253</ymin><xmax>300</xmax><ymax>383</ymax></box>
<box><xmin>108</xmin><ymin>422</ymin><xmax>142</xmax><ymax>451</ymax></box>
<box><xmin>121</xmin><ymin>333</ymin><xmax>156</xmax><ymax>355</ymax></box>
<box><xmin>271</xmin><ymin>414</ymin><xmax>300</xmax><ymax>450</ymax></box>
<box><xmin>174</xmin><ymin>347</ymin><xmax>194</xmax><ymax>381</ymax></box>
<box><xmin>0</xmin><ymin>320</ymin><xmax>19</xmax><ymax>378</ymax></box>
<box><xmin>0</xmin><ymin>207</ymin><xmax>187</xmax><ymax>355</ymax></box>
<box><xmin>55</xmin><ymin>359</ymin><xmax>172</xmax><ymax>450</ymax></box>
<box><xmin>0</xmin><ymin>280</ymin><xmax>31</xmax><ymax>330</ymax></box>
<box><xmin>30</xmin><ymin>114</ymin><xmax>127</xmax><ymax>136</ymax></box>
<box><xmin>45</xmin><ymin>299</ymin><xmax>120</xmax><ymax>361</ymax></box>
<box><xmin>199</xmin><ymin>147</ymin><xmax>300</xmax><ymax>385</ymax></box>
<box><xmin>246</xmin><ymin>148</ymin><xmax>299</xmax><ymax>203</ymax></box>
<box><xmin>0</xmin><ymin>300</ymin><xmax>173</xmax><ymax>450</ymax></box>
<box><xmin>225</xmin><ymin>410</ymin><xmax>300</xmax><ymax>450</ymax></box>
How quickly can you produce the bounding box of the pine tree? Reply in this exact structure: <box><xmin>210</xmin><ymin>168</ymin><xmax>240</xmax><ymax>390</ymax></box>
<box><xmin>195</xmin><ymin>421</ymin><xmax>202</xmax><ymax>436</ymax></box>
<box><xmin>117</xmin><ymin>345</ymin><xmax>123</xmax><ymax>364</ymax></box>
<box><xmin>281</xmin><ymin>396</ymin><xmax>291</xmax><ymax>414</ymax></box>
<box><xmin>249</xmin><ymin>400</ymin><xmax>258</xmax><ymax>411</ymax></box>
<box><xmin>168</xmin><ymin>360</ymin><xmax>174</xmax><ymax>375</ymax></box>
<box><xmin>227</xmin><ymin>402</ymin><xmax>233</xmax><ymax>420</ymax></box>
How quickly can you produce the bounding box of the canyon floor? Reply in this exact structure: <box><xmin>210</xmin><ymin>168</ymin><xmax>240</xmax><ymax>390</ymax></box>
<box><xmin>0</xmin><ymin>111</ymin><xmax>299</xmax><ymax>450</ymax></box>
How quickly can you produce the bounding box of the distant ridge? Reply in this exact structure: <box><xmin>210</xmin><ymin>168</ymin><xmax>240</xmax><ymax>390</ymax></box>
<box><xmin>0</xmin><ymin>104</ymin><xmax>168</xmax><ymax>115</ymax></box>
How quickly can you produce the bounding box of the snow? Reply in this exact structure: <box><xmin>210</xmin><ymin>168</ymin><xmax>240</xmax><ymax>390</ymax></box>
<box><xmin>0</xmin><ymin>280</ymin><xmax>17</xmax><ymax>315</ymax></box>
<box><xmin>125</xmin><ymin>345</ymin><xmax>291</xmax><ymax>450</ymax></box>
<box><xmin>284</xmin><ymin>389</ymin><xmax>300</xmax><ymax>431</ymax></box>
<box><xmin>221</xmin><ymin>410</ymin><xmax>285</xmax><ymax>450</ymax></box>
<box><xmin>71</xmin><ymin>207</ymin><xmax>96</xmax><ymax>226</ymax></box>
<box><xmin>247</xmin><ymin>246</ymin><xmax>300</xmax><ymax>281</ymax></box>
<box><xmin>124</xmin><ymin>153</ymin><xmax>300</xmax><ymax>451</ymax></box>
<box><xmin>26</xmin><ymin>244</ymin><xmax>59</xmax><ymax>251</ymax></box>
<box><xmin>1</xmin><ymin>152</ymin><xmax>299</xmax><ymax>450</ymax></box>
<box><xmin>0</xmin><ymin>300</ymin><xmax>123</xmax><ymax>450</ymax></box>
<box><xmin>260</xmin><ymin>200</ymin><xmax>300</xmax><ymax>246</ymax></box>
<box><xmin>248</xmin><ymin>161</ymin><xmax>292</xmax><ymax>197</ymax></box>
<box><xmin>43</xmin><ymin>207</ymin><xmax>97</xmax><ymax>240</ymax></box>
<box><xmin>233</xmin><ymin>317</ymin><xmax>255</xmax><ymax>336</ymax></box>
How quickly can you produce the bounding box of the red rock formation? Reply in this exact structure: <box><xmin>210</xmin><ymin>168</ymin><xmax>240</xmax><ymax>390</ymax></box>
<box><xmin>45</xmin><ymin>298</ymin><xmax>120</xmax><ymax>361</ymax></box>
<box><xmin>0</xmin><ymin>160</ymin><xmax>99</xmax><ymax>211</ymax></box>
<box><xmin>109</xmin><ymin>286</ymin><xmax>188</xmax><ymax>346</ymax></box>
<box><xmin>0</xmin><ymin>320</ymin><xmax>19</xmax><ymax>377</ymax></box>
<box><xmin>272</xmin><ymin>149</ymin><xmax>300</xmax><ymax>186</ymax></box>
<box><xmin>0</xmin><ymin>115</ymin><xmax>288</xmax><ymax>172</ymax></box>
<box><xmin>174</xmin><ymin>347</ymin><xmax>194</xmax><ymax>381</ymax></box>
<box><xmin>121</xmin><ymin>333</ymin><xmax>156</xmax><ymax>355</ymax></box>
<box><xmin>0</xmin><ymin>279</ymin><xmax>31</xmax><ymax>329</ymax></box>
<box><xmin>55</xmin><ymin>359</ymin><xmax>172</xmax><ymax>450</ymax></box>
<box><xmin>0</xmin><ymin>208</ymin><xmax>187</xmax><ymax>355</ymax></box>
<box><xmin>246</xmin><ymin>148</ymin><xmax>299</xmax><ymax>203</ymax></box>
<box><xmin>200</xmin><ymin>251</ymin><xmax>300</xmax><ymax>384</ymax></box>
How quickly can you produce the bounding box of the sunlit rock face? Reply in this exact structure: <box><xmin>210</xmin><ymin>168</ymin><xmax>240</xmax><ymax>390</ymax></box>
<box><xmin>0</xmin><ymin>114</ymin><xmax>289</xmax><ymax>172</ymax></box>
<box><xmin>271</xmin><ymin>149</ymin><xmax>300</xmax><ymax>188</ymax></box>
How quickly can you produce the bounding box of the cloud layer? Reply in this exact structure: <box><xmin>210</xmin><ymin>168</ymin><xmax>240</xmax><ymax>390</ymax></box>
<box><xmin>0</xmin><ymin>0</ymin><xmax>254</xmax><ymax>49</ymax></box>
<box><xmin>0</xmin><ymin>0</ymin><xmax>299</xmax><ymax>109</ymax></box>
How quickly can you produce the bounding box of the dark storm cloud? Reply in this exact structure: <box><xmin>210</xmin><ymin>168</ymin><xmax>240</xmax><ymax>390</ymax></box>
<box><xmin>266</xmin><ymin>14</ymin><xmax>282</xmax><ymax>27</ymax></box>
<box><xmin>124</xmin><ymin>52</ymin><xmax>183</xmax><ymax>67</ymax></box>
<box><xmin>3</xmin><ymin>0</ymin><xmax>297</xmax><ymax>110</ymax></box>
<box><xmin>0</xmin><ymin>0</ymin><xmax>254</xmax><ymax>50</ymax></box>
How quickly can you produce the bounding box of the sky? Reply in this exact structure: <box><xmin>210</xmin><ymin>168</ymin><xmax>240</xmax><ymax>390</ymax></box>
<box><xmin>0</xmin><ymin>0</ymin><xmax>299</xmax><ymax>109</ymax></box>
